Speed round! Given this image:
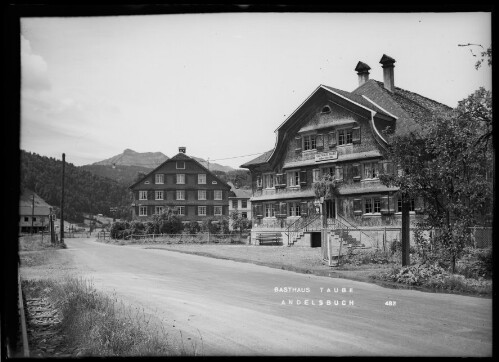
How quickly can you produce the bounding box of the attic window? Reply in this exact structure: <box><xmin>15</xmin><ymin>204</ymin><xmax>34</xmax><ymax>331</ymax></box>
<box><xmin>321</xmin><ymin>106</ymin><xmax>331</xmax><ymax>113</ymax></box>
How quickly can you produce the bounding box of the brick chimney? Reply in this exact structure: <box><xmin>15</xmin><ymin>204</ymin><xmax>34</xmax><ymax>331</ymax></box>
<box><xmin>379</xmin><ymin>54</ymin><xmax>396</xmax><ymax>92</ymax></box>
<box><xmin>179</xmin><ymin>147</ymin><xmax>186</xmax><ymax>154</ymax></box>
<box><xmin>355</xmin><ymin>61</ymin><xmax>371</xmax><ymax>87</ymax></box>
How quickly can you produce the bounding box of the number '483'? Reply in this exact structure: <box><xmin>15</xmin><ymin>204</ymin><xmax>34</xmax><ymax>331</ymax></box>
<box><xmin>385</xmin><ymin>301</ymin><xmax>396</xmax><ymax>306</ymax></box>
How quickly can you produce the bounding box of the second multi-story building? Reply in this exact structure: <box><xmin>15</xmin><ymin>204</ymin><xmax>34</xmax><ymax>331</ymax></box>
<box><xmin>129</xmin><ymin>147</ymin><xmax>231</xmax><ymax>223</ymax></box>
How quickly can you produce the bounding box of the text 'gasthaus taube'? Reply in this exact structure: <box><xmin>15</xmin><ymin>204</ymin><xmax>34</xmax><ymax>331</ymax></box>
<box><xmin>273</xmin><ymin>287</ymin><xmax>353</xmax><ymax>293</ymax></box>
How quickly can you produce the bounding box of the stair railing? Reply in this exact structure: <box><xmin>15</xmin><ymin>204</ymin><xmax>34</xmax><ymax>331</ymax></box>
<box><xmin>327</xmin><ymin>215</ymin><xmax>376</xmax><ymax>248</ymax></box>
<box><xmin>285</xmin><ymin>213</ymin><xmax>321</xmax><ymax>246</ymax></box>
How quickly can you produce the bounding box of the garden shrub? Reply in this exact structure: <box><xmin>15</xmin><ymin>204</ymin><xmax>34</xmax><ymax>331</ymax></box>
<box><xmin>186</xmin><ymin>221</ymin><xmax>201</xmax><ymax>235</ymax></box>
<box><xmin>343</xmin><ymin>248</ymin><xmax>392</xmax><ymax>266</ymax></box>
<box><xmin>456</xmin><ymin>247</ymin><xmax>492</xmax><ymax>279</ymax></box>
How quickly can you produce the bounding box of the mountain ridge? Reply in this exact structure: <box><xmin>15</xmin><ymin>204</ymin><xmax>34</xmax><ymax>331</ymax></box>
<box><xmin>91</xmin><ymin>149</ymin><xmax>235</xmax><ymax>172</ymax></box>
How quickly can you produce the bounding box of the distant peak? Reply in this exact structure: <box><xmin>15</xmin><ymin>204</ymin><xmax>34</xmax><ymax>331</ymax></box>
<box><xmin>123</xmin><ymin>149</ymin><xmax>136</xmax><ymax>154</ymax></box>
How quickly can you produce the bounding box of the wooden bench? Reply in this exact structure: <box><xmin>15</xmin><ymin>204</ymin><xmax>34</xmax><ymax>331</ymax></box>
<box><xmin>256</xmin><ymin>233</ymin><xmax>282</xmax><ymax>245</ymax></box>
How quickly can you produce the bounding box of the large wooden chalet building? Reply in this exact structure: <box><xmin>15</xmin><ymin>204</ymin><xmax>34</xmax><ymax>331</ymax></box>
<box><xmin>129</xmin><ymin>147</ymin><xmax>231</xmax><ymax>222</ymax></box>
<box><xmin>241</xmin><ymin>54</ymin><xmax>453</xmax><ymax>246</ymax></box>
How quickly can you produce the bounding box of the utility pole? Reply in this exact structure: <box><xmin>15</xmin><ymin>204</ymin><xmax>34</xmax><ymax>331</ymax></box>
<box><xmin>60</xmin><ymin>153</ymin><xmax>65</xmax><ymax>245</ymax></box>
<box><xmin>31</xmin><ymin>194</ymin><xmax>35</xmax><ymax>235</ymax></box>
<box><xmin>401</xmin><ymin>193</ymin><xmax>411</xmax><ymax>266</ymax></box>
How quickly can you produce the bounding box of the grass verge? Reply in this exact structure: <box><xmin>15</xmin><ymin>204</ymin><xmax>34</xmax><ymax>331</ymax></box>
<box><xmin>23</xmin><ymin>277</ymin><xmax>185</xmax><ymax>357</ymax></box>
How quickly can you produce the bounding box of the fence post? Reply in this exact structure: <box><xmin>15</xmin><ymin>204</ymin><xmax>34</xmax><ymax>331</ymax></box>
<box><xmin>384</xmin><ymin>227</ymin><xmax>387</xmax><ymax>252</ymax></box>
<box><xmin>473</xmin><ymin>227</ymin><xmax>477</xmax><ymax>248</ymax></box>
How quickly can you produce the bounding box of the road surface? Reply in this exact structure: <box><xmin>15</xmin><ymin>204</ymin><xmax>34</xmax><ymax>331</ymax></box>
<box><xmin>61</xmin><ymin>238</ymin><xmax>492</xmax><ymax>356</ymax></box>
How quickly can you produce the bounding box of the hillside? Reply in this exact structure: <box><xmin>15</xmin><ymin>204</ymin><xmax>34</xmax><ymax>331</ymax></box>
<box><xmin>80</xmin><ymin>164</ymin><xmax>152</xmax><ymax>187</ymax></box>
<box><xmin>20</xmin><ymin>150</ymin><xmax>132</xmax><ymax>223</ymax></box>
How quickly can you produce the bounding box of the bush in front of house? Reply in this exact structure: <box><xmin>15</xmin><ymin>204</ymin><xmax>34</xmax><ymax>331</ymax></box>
<box><xmin>110</xmin><ymin>221</ymin><xmax>130</xmax><ymax>239</ymax></box>
<box><xmin>186</xmin><ymin>221</ymin><xmax>201</xmax><ymax>235</ymax></box>
<box><xmin>455</xmin><ymin>247</ymin><xmax>493</xmax><ymax>279</ymax></box>
<box><xmin>371</xmin><ymin>261</ymin><xmax>492</xmax><ymax>295</ymax></box>
<box><xmin>343</xmin><ymin>248</ymin><xmax>393</xmax><ymax>266</ymax></box>
<box><xmin>201</xmin><ymin>217</ymin><xmax>229</xmax><ymax>234</ymax></box>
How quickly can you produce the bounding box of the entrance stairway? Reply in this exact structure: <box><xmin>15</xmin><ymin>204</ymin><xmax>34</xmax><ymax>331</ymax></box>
<box><xmin>287</xmin><ymin>214</ymin><xmax>375</xmax><ymax>249</ymax></box>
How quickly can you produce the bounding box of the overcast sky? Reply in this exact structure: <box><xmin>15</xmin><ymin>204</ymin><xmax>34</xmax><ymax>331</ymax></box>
<box><xmin>20</xmin><ymin>12</ymin><xmax>492</xmax><ymax>169</ymax></box>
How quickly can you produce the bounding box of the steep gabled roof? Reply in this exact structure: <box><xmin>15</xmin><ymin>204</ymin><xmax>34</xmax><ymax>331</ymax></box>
<box><xmin>352</xmin><ymin>79</ymin><xmax>453</xmax><ymax>136</ymax></box>
<box><xmin>129</xmin><ymin>152</ymin><xmax>231</xmax><ymax>189</ymax></box>
<box><xmin>321</xmin><ymin>85</ymin><xmax>392</xmax><ymax>118</ymax></box>
<box><xmin>19</xmin><ymin>189</ymin><xmax>52</xmax><ymax>208</ymax></box>
<box><xmin>240</xmin><ymin>149</ymin><xmax>274</xmax><ymax>168</ymax></box>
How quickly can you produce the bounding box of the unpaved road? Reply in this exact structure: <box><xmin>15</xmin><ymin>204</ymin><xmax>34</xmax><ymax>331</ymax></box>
<box><xmin>61</xmin><ymin>238</ymin><xmax>491</xmax><ymax>356</ymax></box>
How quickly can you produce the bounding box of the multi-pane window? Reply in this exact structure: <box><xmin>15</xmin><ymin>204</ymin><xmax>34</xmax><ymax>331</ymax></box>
<box><xmin>155</xmin><ymin>206</ymin><xmax>164</xmax><ymax>215</ymax></box>
<box><xmin>364</xmin><ymin>162</ymin><xmax>379</xmax><ymax>179</ymax></box>
<box><xmin>139</xmin><ymin>191</ymin><xmax>148</xmax><ymax>200</ymax></box>
<box><xmin>232</xmin><ymin>200</ymin><xmax>238</xmax><ymax>209</ymax></box>
<box><xmin>155</xmin><ymin>191</ymin><xmax>164</xmax><ymax>200</ymax></box>
<box><xmin>176</xmin><ymin>190</ymin><xmax>185</xmax><ymax>200</ymax></box>
<box><xmin>338</xmin><ymin>130</ymin><xmax>345</xmax><ymax>146</ymax></box>
<box><xmin>397</xmin><ymin>198</ymin><xmax>415</xmax><ymax>212</ymax></box>
<box><xmin>139</xmin><ymin>206</ymin><xmax>147</xmax><ymax>216</ymax></box>
<box><xmin>214</xmin><ymin>206</ymin><xmax>223</xmax><ymax>216</ymax></box>
<box><xmin>289</xmin><ymin>202</ymin><xmax>301</xmax><ymax>217</ymax></box>
<box><xmin>265</xmin><ymin>203</ymin><xmax>275</xmax><ymax>218</ymax></box>
<box><xmin>176</xmin><ymin>206</ymin><xmax>185</xmax><ymax>216</ymax></box>
<box><xmin>176</xmin><ymin>174</ymin><xmax>185</xmax><ymax>184</ymax></box>
<box><xmin>176</xmin><ymin>161</ymin><xmax>185</xmax><ymax>169</ymax></box>
<box><xmin>241</xmin><ymin>212</ymin><xmax>247</xmax><ymax>218</ymax></box>
<box><xmin>198</xmin><ymin>206</ymin><xmax>207</xmax><ymax>216</ymax></box>
<box><xmin>263</xmin><ymin>173</ymin><xmax>275</xmax><ymax>188</ymax></box>
<box><xmin>346</xmin><ymin>129</ymin><xmax>353</xmax><ymax>144</ymax></box>
<box><xmin>214</xmin><ymin>190</ymin><xmax>223</xmax><ymax>200</ymax></box>
<box><xmin>365</xmin><ymin>197</ymin><xmax>381</xmax><ymax>214</ymax></box>
<box><xmin>365</xmin><ymin>198</ymin><xmax>373</xmax><ymax>214</ymax></box>
<box><xmin>24</xmin><ymin>217</ymin><xmax>29</xmax><ymax>222</ymax></box>
<box><xmin>287</xmin><ymin>170</ymin><xmax>300</xmax><ymax>187</ymax></box>
<box><xmin>241</xmin><ymin>200</ymin><xmax>247</xmax><ymax>208</ymax></box>
<box><xmin>155</xmin><ymin>174</ymin><xmax>164</xmax><ymax>184</ymax></box>
<box><xmin>198</xmin><ymin>190</ymin><xmax>207</xmax><ymax>200</ymax></box>
<box><xmin>303</xmin><ymin>135</ymin><xmax>317</xmax><ymax>151</ymax></box>
<box><xmin>198</xmin><ymin>174</ymin><xmax>206</xmax><ymax>184</ymax></box>
<box><xmin>338</xmin><ymin>129</ymin><xmax>353</xmax><ymax>146</ymax></box>
<box><xmin>313</xmin><ymin>169</ymin><xmax>321</xmax><ymax>182</ymax></box>
<box><xmin>322</xmin><ymin>166</ymin><xmax>335</xmax><ymax>179</ymax></box>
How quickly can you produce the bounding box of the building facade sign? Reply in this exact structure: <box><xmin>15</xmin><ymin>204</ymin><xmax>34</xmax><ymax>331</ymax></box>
<box><xmin>315</xmin><ymin>151</ymin><xmax>338</xmax><ymax>162</ymax></box>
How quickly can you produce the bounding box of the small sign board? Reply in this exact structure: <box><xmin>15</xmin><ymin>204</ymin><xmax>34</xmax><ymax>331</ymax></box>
<box><xmin>212</xmin><ymin>181</ymin><xmax>217</xmax><ymax>184</ymax></box>
<box><xmin>315</xmin><ymin>151</ymin><xmax>338</xmax><ymax>162</ymax></box>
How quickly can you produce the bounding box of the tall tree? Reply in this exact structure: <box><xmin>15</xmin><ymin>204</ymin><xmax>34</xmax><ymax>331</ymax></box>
<box><xmin>379</xmin><ymin>88</ymin><xmax>493</xmax><ymax>271</ymax></box>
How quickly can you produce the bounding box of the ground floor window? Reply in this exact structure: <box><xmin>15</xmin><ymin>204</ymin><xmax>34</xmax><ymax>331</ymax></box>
<box><xmin>155</xmin><ymin>206</ymin><xmax>164</xmax><ymax>214</ymax></box>
<box><xmin>241</xmin><ymin>212</ymin><xmax>247</xmax><ymax>218</ymax></box>
<box><xmin>139</xmin><ymin>206</ymin><xmax>147</xmax><ymax>216</ymax></box>
<box><xmin>397</xmin><ymin>198</ymin><xmax>415</xmax><ymax>212</ymax></box>
<box><xmin>364</xmin><ymin>197</ymin><xmax>381</xmax><ymax>214</ymax></box>
<box><xmin>198</xmin><ymin>206</ymin><xmax>207</xmax><ymax>216</ymax></box>
<box><xmin>175</xmin><ymin>206</ymin><xmax>185</xmax><ymax>216</ymax></box>
<box><xmin>288</xmin><ymin>202</ymin><xmax>301</xmax><ymax>217</ymax></box>
<box><xmin>214</xmin><ymin>206</ymin><xmax>223</xmax><ymax>216</ymax></box>
<box><xmin>265</xmin><ymin>203</ymin><xmax>275</xmax><ymax>217</ymax></box>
